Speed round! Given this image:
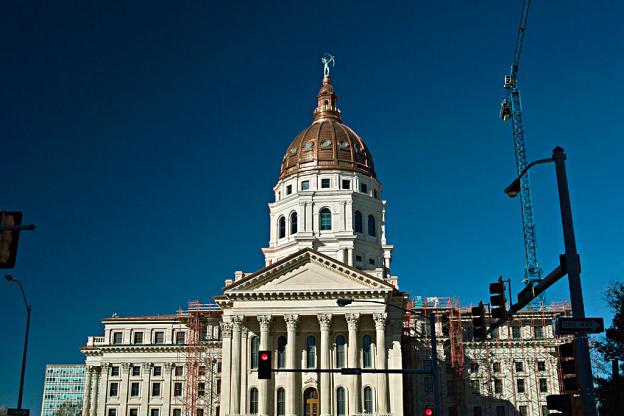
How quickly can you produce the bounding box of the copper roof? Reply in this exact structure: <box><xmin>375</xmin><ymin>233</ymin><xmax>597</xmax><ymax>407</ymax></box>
<box><xmin>279</xmin><ymin>76</ymin><xmax>376</xmax><ymax>180</ymax></box>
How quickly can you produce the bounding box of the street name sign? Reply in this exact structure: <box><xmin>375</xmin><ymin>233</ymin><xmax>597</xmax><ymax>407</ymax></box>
<box><xmin>555</xmin><ymin>317</ymin><xmax>604</xmax><ymax>335</ymax></box>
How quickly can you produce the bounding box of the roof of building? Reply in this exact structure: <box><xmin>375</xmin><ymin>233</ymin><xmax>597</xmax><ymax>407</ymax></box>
<box><xmin>279</xmin><ymin>75</ymin><xmax>376</xmax><ymax>180</ymax></box>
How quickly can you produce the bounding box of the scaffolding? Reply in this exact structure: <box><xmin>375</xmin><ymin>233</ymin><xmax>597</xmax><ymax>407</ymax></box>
<box><xmin>177</xmin><ymin>301</ymin><xmax>222</xmax><ymax>416</ymax></box>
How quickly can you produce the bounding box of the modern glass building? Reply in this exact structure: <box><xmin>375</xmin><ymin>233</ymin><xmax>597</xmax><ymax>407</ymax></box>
<box><xmin>41</xmin><ymin>364</ymin><xmax>86</xmax><ymax>416</ymax></box>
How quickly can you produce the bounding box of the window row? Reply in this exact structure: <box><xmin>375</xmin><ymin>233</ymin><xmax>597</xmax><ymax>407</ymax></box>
<box><xmin>247</xmin><ymin>386</ymin><xmax>374</xmax><ymax>416</ymax></box>
<box><xmin>353</xmin><ymin>210</ymin><xmax>377</xmax><ymax>237</ymax></box>
<box><xmin>278</xmin><ymin>178</ymin><xmax>379</xmax><ymax>200</ymax></box>
<box><xmin>250</xmin><ymin>334</ymin><xmax>374</xmax><ymax>370</ymax></box>
<box><xmin>111</xmin><ymin>326</ymin><xmax>221</xmax><ymax>346</ymax></box>
<box><xmin>472</xmin><ymin>360</ymin><xmax>547</xmax><ymax>374</ymax></box>
<box><xmin>107</xmin><ymin>409</ymin><xmax>211</xmax><ymax>416</ymax></box>
<box><xmin>109</xmin><ymin>380</ymin><xmax>216</xmax><ymax>398</ymax></box>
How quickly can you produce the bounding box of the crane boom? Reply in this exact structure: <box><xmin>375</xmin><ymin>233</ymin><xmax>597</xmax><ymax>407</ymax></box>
<box><xmin>500</xmin><ymin>0</ymin><xmax>543</xmax><ymax>287</ymax></box>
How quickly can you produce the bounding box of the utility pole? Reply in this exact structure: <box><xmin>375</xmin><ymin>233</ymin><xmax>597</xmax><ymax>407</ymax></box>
<box><xmin>552</xmin><ymin>146</ymin><xmax>596</xmax><ymax>416</ymax></box>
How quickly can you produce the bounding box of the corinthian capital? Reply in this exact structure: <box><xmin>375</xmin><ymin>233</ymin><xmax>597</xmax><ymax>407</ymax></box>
<box><xmin>317</xmin><ymin>314</ymin><xmax>333</xmax><ymax>331</ymax></box>
<box><xmin>231</xmin><ymin>315</ymin><xmax>245</xmax><ymax>330</ymax></box>
<box><xmin>284</xmin><ymin>314</ymin><xmax>300</xmax><ymax>332</ymax></box>
<box><xmin>345</xmin><ymin>313</ymin><xmax>360</xmax><ymax>330</ymax></box>
<box><xmin>373</xmin><ymin>312</ymin><xmax>388</xmax><ymax>330</ymax></box>
<box><xmin>220</xmin><ymin>321</ymin><xmax>233</xmax><ymax>338</ymax></box>
<box><xmin>257</xmin><ymin>314</ymin><xmax>272</xmax><ymax>332</ymax></box>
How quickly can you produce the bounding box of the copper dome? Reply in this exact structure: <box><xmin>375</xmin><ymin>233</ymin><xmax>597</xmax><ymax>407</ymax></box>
<box><xmin>279</xmin><ymin>76</ymin><xmax>376</xmax><ymax>180</ymax></box>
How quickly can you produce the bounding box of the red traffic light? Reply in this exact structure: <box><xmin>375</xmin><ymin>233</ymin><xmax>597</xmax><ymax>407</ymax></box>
<box><xmin>260</xmin><ymin>352</ymin><xmax>269</xmax><ymax>361</ymax></box>
<box><xmin>424</xmin><ymin>407</ymin><xmax>433</xmax><ymax>416</ymax></box>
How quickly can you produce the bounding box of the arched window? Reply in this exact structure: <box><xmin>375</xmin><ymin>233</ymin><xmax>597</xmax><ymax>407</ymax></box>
<box><xmin>336</xmin><ymin>387</ymin><xmax>346</xmax><ymax>416</ymax></box>
<box><xmin>319</xmin><ymin>208</ymin><xmax>332</xmax><ymax>231</ymax></box>
<box><xmin>363</xmin><ymin>335</ymin><xmax>372</xmax><ymax>368</ymax></box>
<box><xmin>249</xmin><ymin>388</ymin><xmax>259</xmax><ymax>414</ymax></box>
<box><xmin>277</xmin><ymin>336</ymin><xmax>287</xmax><ymax>369</ymax></box>
<box><xmin>250</xmin><ymin>336</ymin><xmax>259</xmax><ymax>369</ymax></box>
<box><xmin>354</xmin><ymin>211</ymin><xmax>363</xmax><ymax>233</ymax></box>
<box><xmin>336</xmin><ymin>335</ymin><xmax>346</xmax><ymax>368</ymax></box>
<box><xmin>367</xmin><ymin>215</ymin><xmax>376</xmax><ymax>237</ymax></box>
<box><xmin>363</xmin><ymin>387</ymin><xmax>373</xmax><ymax>414</ymax></box>
<box><xmin>307</xmin><ymin>336</ymin><xmax>316</xmax><ymax>368</ymax></box>
<box><xmin>276</xmin><ymin>388</ymin><xmax>285</xmax><ymax>416</ymax></box>
<box><xmin>290</xmin><ymin>212</ymin><xmax>298</xmax><ymax>235</ymax></box>
<box><xmin>278</xmin><ymin>216</ymin><xmax>286</xmax><ymax>239</ymax></box>
<box><xmin>324</xmin><ymin>100</ymin><xmax>329</xmax><ymax>107</ymax></box>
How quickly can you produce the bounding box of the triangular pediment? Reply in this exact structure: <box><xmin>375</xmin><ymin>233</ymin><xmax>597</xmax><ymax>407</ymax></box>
<box><xmin>223</xmin><ymin>249</ymin><xmax>393</xmax><ymax>298</ymax></box>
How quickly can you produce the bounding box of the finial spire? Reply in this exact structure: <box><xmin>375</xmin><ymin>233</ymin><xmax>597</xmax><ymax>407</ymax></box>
<box><xmin>321</xmin><ymin>53</ymin><xmax>335</xmax><ymax>77</ymax></box>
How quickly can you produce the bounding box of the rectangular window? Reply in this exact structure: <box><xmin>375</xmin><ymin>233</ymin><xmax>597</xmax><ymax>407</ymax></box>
<box><xmin>217</xmin><ymin>379</ymin><xmax>221</xmax><ymax>394</ymax></box>
<box><xmin>174</xmin><ymin>383</ymin><xmax>183</xmax><ymax>397</ymax></box>
<box><xmin>175</xmin><ymin>366</ymin><xmax>184</xmax><ymax>376</ymax></box>
<box><xmin>496</xmin><ymin>406</ymin><xmax>506</xmax><ymax>416</ymax></box>
<box><xmin>112</xmin><ymin>332</ymin><xmax>123</xmax><ymax>345</ymax></box>
<box><xmin>111</xmin><ymin>366</ymin><xmax>119</xmax><ymax>377</ymax></box>
<box><xmin>359</xmin><ymin>183</ymin><xmax>367</xmax><ymax>193</ymax></box>
<box><xmin>517</xmin><ymin>379</ymin><xmax>525</xmax><ymax>393</ymax></box>
<box><xmin>173</xmin><ymin>410</ymin><xmax>182</xmax><ymax>416</ymax></box>
<box><xmin>286</xmin><ymin>185</ymin><xmax>292</xmax><ymax>195</ymax></box>
<box><xmin>130</xmin><ymin>382</ymin><xmax>139</xmax><ymax>397</ymax></box>
<box><xmin>538</xmin><ymin>361</ymin><xmax>546</xmax><ymax>372</ymax></box>
<box><xmin>473</xmin><ymin>406</ymin><xmax>482</xmax><ymax>416</ymax></box>
<box><xmin>470</xmin><ymin>379</ymin><xmax>480</xmax><ymax>394</ymax></box>
<box><xmin>199</xmin><ymin>366</ymin><xmax>206</xmax><ymax>376</ymax></box>
<box><xmin>301</xmin><ymin>180</ymin><xmax>310</xmax><ymax>190</ymax></box>
<box><xmin>535</xmin><ymin>325</ymin><xmax>544</xmax><ymax>339</ymax></box>
<box><xmin>150</xmin><ymin>410</ymin><xmax>159</xmax><ymax>416</ymax></box>
<box><xmin>494</xmin><ymin>379</ymin><xmax>502</xmax><ymax>394</ymax></box>
<box><xmin>175</xmin><ymin>332</ymin><xmax>185</xmax><ymax>344</ymax></box>
<box><xmin>355</xmin><ymin>255</ymin><xmax>362</xmax><ymax>262</ymax></box>
<box><xmin>109</xmin><ymin>383</ymin><xmax>118</xmax><ymax>397</ymax></box>
<box><xmin>519</xmin><ymin>406</ymin><xmax>528</xmax><ymax>416</ymax></box>
<box><xmin>493</xmin><ymin>362</ymin><xmax>501</xmax><ymax>372</ymax></box>
<box><xmin>368</xmin><ymin>258</ymin><xmax>375</xmax><ymax>265</ymax></box>
<box><xmin>423</xmin><ymin>359</ymin><xmax>432</xmax><ymax>371</ymax></box>
<box><xmin>512</xmin><ymin>325</ymin><xmax>521</xmax><ymax>339</ymax></box>
<box><xmin>197</xmin><ymin>410</ymin><xmax>204</xmax><ymax>416</ymax></box>
<box><xmin>341</xmin><ymin>179</ymin><xmax>351</xmax><ymax>190</ymax></box>
<box><xmin>539</xmin><ymin>378</ymin><xmax>548</xmax><ymax>393</ymax></box>
<box><xmin>198</xmin><ymin>382</ymin><xmax>206</xmax><ymax>397</ymax></box>
<box><xmin>321</xmin><ymin>178</ymin><xmax>330</xmax><ymax>188</ymax></box>
<box><xmin>424</xmin><ymin>377</ymin><xmax>433</xmax><ymax>392</ymax></box>
<box><xmin>515</xmin><ymin>361</ymin><xmax>524</xmax><ymax>372</ymax></box>
<box><xmin>132</xmin><ymin>365</ymin><xmax>140</xmax><ymax>377</ymax></box>
<box><xmin>373</xmin><ymin>189</ymin><xmax>378</xmax><ymax>198</ymax></box>
<box><xmin>447</xmin><ymin>380</ymin><xmax>457</xmax><ymax>395</ymax></box>
<box><xmin>133</xmin><ymin>332</ymin><xmax>143</xmax><ymax>345</ymax></box>
<box><xmin>154</xmin><ymin>332</ymin><xmax>164</xmax><ymax>344</ymax></box>
<box><xmin>153</xmin><ymin>366</ymin><xmax>162</xmax><ymax>377</ymax></box>
<box><xmin>129</xmin><ymin>409</ymin><xmax>138</xmax><ymax>416</ymax></box>
<box><xmin>108</xmin><ymin>409</ymin><xmax>117</xmax><ymax>416</ymax></box>
<box><xmin>152</xmin><ymin>383</ymin><xmax>161</xmax><ymax>397</ymax></box>
<box><xmin>448</xmin><ymin>406</ymin><xmax>458</xmax><ymax>416</ymax></box>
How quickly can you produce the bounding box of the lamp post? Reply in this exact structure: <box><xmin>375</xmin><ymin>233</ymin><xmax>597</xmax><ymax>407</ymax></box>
<box><xmin>337</xmin><ymin>298</ymin><xmax>440</xmax><ymax>416</ymax></box>
<box><xmin>504</xmin><ymin>146</ymin><xmax>596</xmax><ymax>416</ymax></box>
<box><xmin>5</xmin><ymin>274</ymin><xmax>32</xmax><ymax>411</ymax></box>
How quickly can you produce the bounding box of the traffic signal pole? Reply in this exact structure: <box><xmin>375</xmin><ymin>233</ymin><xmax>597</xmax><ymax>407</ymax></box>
<box><xmin>552</xmin><ymin>147</ymin><xmax>596</xmax><ymax>416</ymax></box>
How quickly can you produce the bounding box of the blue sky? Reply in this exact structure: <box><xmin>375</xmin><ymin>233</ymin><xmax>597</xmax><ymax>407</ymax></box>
<box><xmin>1</xmin><ymin>0</ymin><xmax>622</xmax><ymax>412</ymax></box>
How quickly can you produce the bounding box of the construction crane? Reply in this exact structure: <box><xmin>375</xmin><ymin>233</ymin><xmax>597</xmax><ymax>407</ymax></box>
<box><xmin>499</xmin><ymin>0</ymin><xmax>544</xmax><ymax>297</ymax></box>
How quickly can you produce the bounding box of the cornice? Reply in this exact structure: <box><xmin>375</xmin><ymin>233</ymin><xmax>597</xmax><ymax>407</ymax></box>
<box><xmin>80</xmin><ymin>342</ymin><xmax>221</xmax><ymax>356</ymax></box>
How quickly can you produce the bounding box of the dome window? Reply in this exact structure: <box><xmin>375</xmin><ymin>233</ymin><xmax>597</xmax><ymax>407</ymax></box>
<box><xmin>339</xmin><ymin>141</ymin><xmax>349</xmax><ymax>150</ymax></box>
<box><xmin>304</xmin><ymin>142</ymin><xmax>314</xmax><ymax>151</ymax></box>
<box><xmin>290</xmin><ymin>147</ymin><xmax>297</xmax><ymax>155</ymax></box>
<box><xmin>320</xmin><ymin>138</ymin><xmax>331</xmax><ymax>148</ymax></box>
<box><xmin>319</xmin><ymin>208</ymin><xmax>332</xmax><ymax>231</ymax></box>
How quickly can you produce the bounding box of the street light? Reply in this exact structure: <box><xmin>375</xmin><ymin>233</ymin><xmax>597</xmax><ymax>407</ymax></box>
<box><xmin>5</xmin><ymin>274</ymin><xmax>32</xmax><ymax>411</ymax></box>
<box><xmin>336</xmin><ymin>298</ymin><xmax>441</xmax><ymax>416</ymax></box>
<box><xmin>503</xmin><ymin>146</ymin><xmax>596</xmax><ymax>416</ymax></box>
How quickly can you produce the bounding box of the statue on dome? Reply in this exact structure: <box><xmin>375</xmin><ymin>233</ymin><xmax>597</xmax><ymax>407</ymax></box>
<box><xmin>321</xmin><ymin>53</ymin><xmax>335</xmax><ymax>76</ymax></box>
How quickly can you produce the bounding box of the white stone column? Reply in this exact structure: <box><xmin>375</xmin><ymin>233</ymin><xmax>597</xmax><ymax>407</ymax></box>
<box><xmin>119</xmin><ymin>363</ymin><xmax>130</xmax><ymax>416</ymax></box>
<box><xmin>318</xmin><ymin>314</ymin><xmax>333</xmax><ymax>416</ymax></box>
<box><xmin>139</xmin><ymin>363</ymin><xmax>152</xmax><ymax>416</ymax></box>
<box><xmin>346</xmin><ymin>313</ymin><xmax>360</xmax><ymax>416</ymax></box>
<box><xmin>240</xmin><ymin>327</ymin><xmax>249</xmax><ymax>415</ymax></box>
<box><xmin>347</xmin><ymin>248</ymin><xmax>353</xmax><ymax>266</ymax></box>
<box><xmin>82</xmin><ymin>366</ymin><xmax>93</xmax><ymax>416</ymax></box>
<box><xmin>258</xmin><ymin>315</ymin><xmax>272</xmax><ymax>416</ymax></box>
<box><xmin>90</xmin><ymin>367</ymin><xmax>101</xmax><ymax>416</ymax></box>
<box><xmin>96</xmin><ymin>363</ymin><xmax>109</xmax><ymax>416</ymax></box>
<box><xmin>220</xmin><ymin>322</ymin><xmax>233</xmax><ymax>416</ymax></box>
<box><xmin>163</xmin><ymin>363</ymin><xmax>173</xmax><ymax>416</ymax></box>
<box><xmin>373</xmin><ymin>313</ymin><xmax>389</xmax><ymax>415</ymax></box>
<box><xmin>285</xmin><ymin>314</ymin><xmax>299</xmax><ymax>416</ymax></box>
<box><xmin>230</xmin><ymin>316</ymin><xmax>244</xmax><ymax>416</ymax></box>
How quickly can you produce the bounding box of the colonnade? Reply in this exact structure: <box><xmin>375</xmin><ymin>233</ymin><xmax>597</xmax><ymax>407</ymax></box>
<box><xmin>222</xmin><ymin>312</ymin><xmax>390</xmax><ymax>416</ymax></box>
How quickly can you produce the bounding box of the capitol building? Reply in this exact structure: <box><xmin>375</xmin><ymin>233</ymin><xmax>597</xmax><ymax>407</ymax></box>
<box><xmin>80</xmin><ymin>65</ymin><xmax>569</xmax><ymax>416</ymax></box>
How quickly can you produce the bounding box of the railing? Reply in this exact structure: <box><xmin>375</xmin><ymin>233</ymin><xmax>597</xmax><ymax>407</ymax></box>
<box><xmin>86</xmin><ymin>336</ymin><xmax>106</xmax><ymax>346</ymax></box>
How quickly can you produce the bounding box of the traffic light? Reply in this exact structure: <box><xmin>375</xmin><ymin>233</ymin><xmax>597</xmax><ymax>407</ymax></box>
<box><xmin>489</xmin><ymin>277</ymin><xmax>507</xmax><ymax>320</ymax></box>
<box><xmin>558</xmin><ymin>342</ymin><xmax>578</xmax><ymax>391</ymax></box>
<box><xmin>0</xmin><ymin>211</ymin><xmax>23</xmax><ymax>269</ymax></box>
<box><xmin>258</xmin><ymin>350</ymin><xmax>271</xmax><ymax>379</ymax></box>
<box><xmin>423</xmin><ymin>406</ymin><xmax>434</xmax><ymax>416</ymax></box>
<box><xmin>546</xmin><ymin>393</ymin><xmax>572</xmax><ymax>415</ymax></box>
<box><xmin>471</xmin><ymin>302</ymin><xmax>486</xmax><ymax>340</ymax></box>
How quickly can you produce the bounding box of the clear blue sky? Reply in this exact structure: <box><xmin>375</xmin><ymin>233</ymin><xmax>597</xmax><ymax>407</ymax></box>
<box><xmin>2</xmin><ymin>0</ymin><xmax>622</xmax><ymax>412</ymax></box>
